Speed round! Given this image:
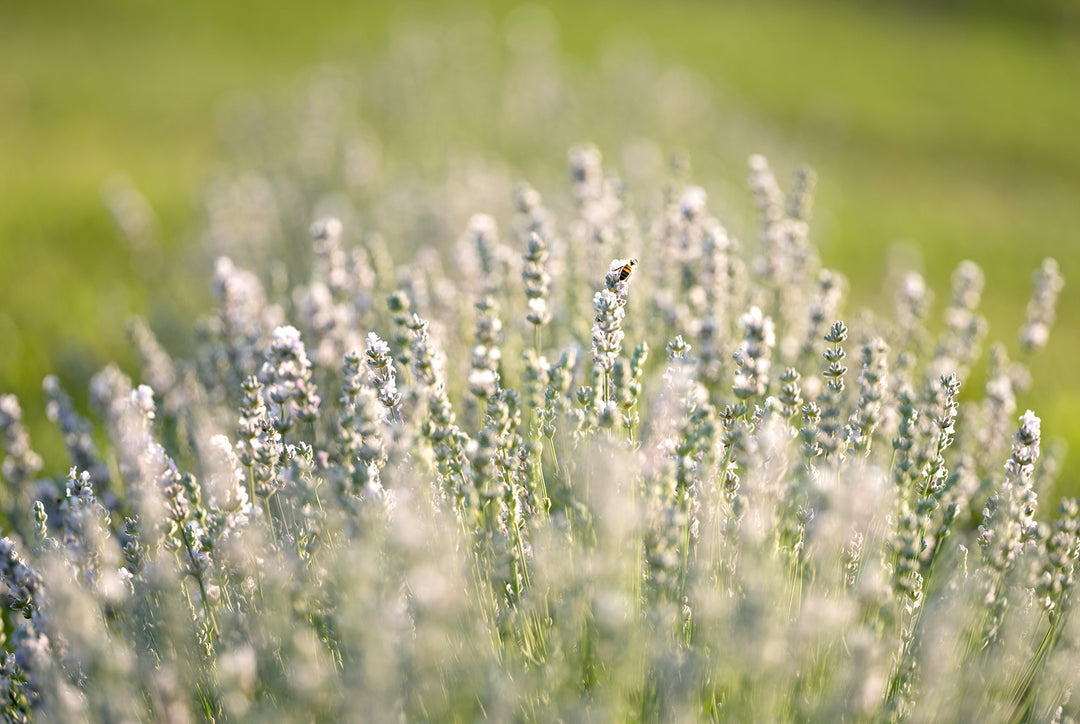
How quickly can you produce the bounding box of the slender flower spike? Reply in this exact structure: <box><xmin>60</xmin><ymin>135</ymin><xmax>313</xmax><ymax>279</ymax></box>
<box><xmin>615</xmin><ymin>342</ymin><xmax>649</xmax><ymax>434</ymax></box>
<box><xmin>44</xmin><ymin>375</ymin><xmax>110</xmax><ymax>488</ymax></box>
<box><xmin>786</xmin><ymin>165</ymin><xmax>817</xmax><ymax>222</ymax></box>
<box><xmin>1037</xmin><ymin>498</ymin><xmax>1080</xmax><ymax>615</ymax></box>
<box><xmin>569</xmin><ymin>143</ymin><xmax>604</xmax><ymax>201</ymax></box>
<box><xmin>846</xmin><ymin>337</ymin><xmax>889</xmax><ymax>456</ymax></box>
<box><xmin>977</xmin><ymin>409</ymin><xmax>1044</xmax><ymax>646</ymax></box>
<box><xmin>522</xmin><ymin>232</ymin><xmax>553</xmax><ymax>328</ymax></box>
<box><xmin>387</xmin><ymin>290</ymin><xmax>414</xmax><ymax>368</ymax></box>
<box><xmin>816</xmin><ymin>320</ymin><xmax>849</xmax><ymax>456</ymax></box>
<box><xmin>732</xmin><ymin>306</ymin><xmax>775</xmax><ymax>400</ymax></box>
<box><xmin>778</xmin><ymin>368</ymin><xmax>803</xmax><ymax>420</ymax></box>
<box><xmin>934</xmin><ymin>261</ymin><xmax>987</xmax><ymax>377</ymax></box>
<box><xmin>918</xmin><ymin>374</ymin><xmax>961</xmax><ymax>503</ymax></box>
<box><xmin>748</xmin><ymin>153</ymin><xmax>783</xmax><ymax>230</ymax></box>
<box><xmin>822</xmin><ymin>321</ymin><xmax>848</xmax><ymax>392</ymax></box>
<box><xmin>591</xmin><ymin>289</ymin><xmax>626</xmax><ymax>375</ymax></box>
<box><xmin>407</xmin><ymin>313</ymin><xmax>444</xmax><ymax>390</ymax></box>
<box><xmin>1011</xmin><ymin>409</ymin><xmax>1042</xmax><ymax>475</ymax></box>
<box><xmin>978</xmin><ymin>409</ymin><xmax>1042</xmax><ymax>562</ymax></box>
<box><xmin>1020</xmin><ymin>258</ymin><xmax>1065</xmax><ymax>353</ymax></box>
<box><xmin>364</xmin><ymin>332</ymin><xmax>401</xmax><ymax>417</ymax></box>
<box><xmin>0</xmin><ymin>394</ymin><xmax>43</xmax><ymax>490</ymax></box>
<box><xmin>0</xmin><ymin>536</ymin><xmax>42</xmax><ymax>618</ymax></box>
<box><xmin>259</xmin><ymin>325</ymin><xmax>321</xmax><ymax>432</ymax></box>
<box><xmin>469</xmin><ymin>295</ymin><xmax>504</xmax><ymax>402</ymax></box>
<box><xmin>467</xmin><ymin>213</ymin><xmax>507</xmax><ymax>294</ymax></box>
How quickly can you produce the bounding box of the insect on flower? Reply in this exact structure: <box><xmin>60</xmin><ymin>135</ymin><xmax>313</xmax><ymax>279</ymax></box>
<box><xmin>616</xmin><ymin>258</ymin><xmax>638</xmax><ymax>282</ymax></box>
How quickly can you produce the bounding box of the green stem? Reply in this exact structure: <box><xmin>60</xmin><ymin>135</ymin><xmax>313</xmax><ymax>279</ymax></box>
<box><xmin>177</xmin><ymin>523</ymin><xmax>218</xmax><ymax>643</ymax></box>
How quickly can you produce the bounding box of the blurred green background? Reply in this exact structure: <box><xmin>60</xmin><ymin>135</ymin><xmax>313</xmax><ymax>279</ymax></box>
<box><xmin>2</xmin><ymin>0</ymin><xmax>1079</xmax><ymax>494</ymax></box>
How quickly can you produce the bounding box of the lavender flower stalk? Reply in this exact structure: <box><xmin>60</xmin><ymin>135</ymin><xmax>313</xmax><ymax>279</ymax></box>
<box><xmin>43</xmin><ymin>376</ymin><xmax>110</xmax><ymax>495</ymax></box>
<box><xmin>338</xmin><ymin>350</ymin><xmax>387</xmax><ymax>497</ymax></box>
<box><xmin>0</xmin><ymin>395</ymin><xmax>44</xmax><ymax>534</ymax></box>
<box><xmin>846</xmin><ymin>337</ymin><xmax>889</xmax><ymax>456</ymax></box>
<box><xmin>364</xmin><ymin>332</ymin><xmax>401</xmax><ymax>421</ymax></box>
<box><xmin>588</xmin><ymin>257</ymin><xmax>635</xmax><ymax>412</ymax></box>
<box><xmin>818</xmin><ymin>320</ymin><xmax>848</xmax><ymax>457</ymax></box>
<box><xmin>1019</xmin><ymin>258</ymin><xmax>1064</xmax><ymax>353</ymax></box>
<box><xmin>522</xmin><ymin>232</ymin><xmax>553</xmax><ymax>344</ymax></box>
<box><xmin>468</xmin><ymin>295</ymin><xmax>503</xmax><ymax>404</ymax></box>
<box><xmin>977</xmin><ymin>410</ymin><xmax>1043</xmax><ymax>646</ymax></box>
<box><xmin>259</xmin><ymin>325</ymin><xmax>321</xmax><ymax>433</ymax></box>
<box><xmin>732</xmin><ymin>306</ymin><xmax>775</xmax><ymax>401</ymax></box>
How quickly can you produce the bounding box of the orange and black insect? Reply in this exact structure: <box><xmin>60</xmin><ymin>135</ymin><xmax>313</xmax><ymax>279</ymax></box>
<box><xmin>616</xmin><ymin>258</ymin><xmax>638</xmax><ymax>282</ymax></box>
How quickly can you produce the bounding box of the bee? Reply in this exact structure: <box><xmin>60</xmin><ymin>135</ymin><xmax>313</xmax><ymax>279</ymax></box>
<box><xmin>616</xmin><ymin>258</ymin><xmax>638</xmax><ymax>282</ymax></box>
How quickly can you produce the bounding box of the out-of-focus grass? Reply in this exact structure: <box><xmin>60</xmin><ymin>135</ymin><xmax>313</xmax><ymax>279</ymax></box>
<box><xmin>2</xmin><ymin>0</ymin><xmax>1078</xmax><ymax>491</ymax></box>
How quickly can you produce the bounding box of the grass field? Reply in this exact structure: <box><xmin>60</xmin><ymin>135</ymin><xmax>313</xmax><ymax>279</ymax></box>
<box><xmin>3</xmin><ymin>0</ymin><xmax>1079</xmax><ymax>493</ymax></box>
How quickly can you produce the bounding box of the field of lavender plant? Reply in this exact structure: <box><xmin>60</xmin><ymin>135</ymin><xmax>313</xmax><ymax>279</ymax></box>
<box><xmin>2</xmin><ymin>3</ymin><xmax>1079</xmax><ymax>722</ymax></box>
<box><xmin>0</xmin><ymin>135</ymin><xmax>1075</xmax><ymax>719</ymax></box>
